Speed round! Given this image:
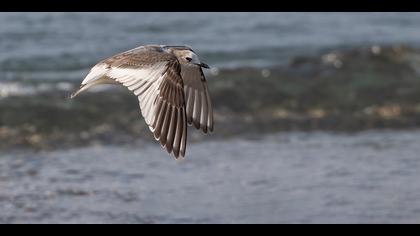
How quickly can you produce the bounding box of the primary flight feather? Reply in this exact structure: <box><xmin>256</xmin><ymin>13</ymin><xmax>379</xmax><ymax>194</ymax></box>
<box><xmin>71</xmin><ymin>44</ymin><xmax>213</xmax><ymax>159</ymax></box>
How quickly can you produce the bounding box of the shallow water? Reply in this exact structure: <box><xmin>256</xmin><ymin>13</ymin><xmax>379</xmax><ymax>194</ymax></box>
<box><xmin>1</xmin><ymin>130</ymin><xmax>420</xmax><ymax>223</ymax></box>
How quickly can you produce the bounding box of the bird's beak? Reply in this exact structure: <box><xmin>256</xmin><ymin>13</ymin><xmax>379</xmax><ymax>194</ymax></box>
<box><xmin>198</xmin><ymin>62</ymin><xmax>210</xmax><ymax>69</ymax></box>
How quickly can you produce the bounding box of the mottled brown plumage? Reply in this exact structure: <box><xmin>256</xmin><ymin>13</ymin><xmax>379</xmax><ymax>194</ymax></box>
<box><xmin>71</xmin><ymin>44</ymin><xmax>213</xmax><ymax>159</ymax></box>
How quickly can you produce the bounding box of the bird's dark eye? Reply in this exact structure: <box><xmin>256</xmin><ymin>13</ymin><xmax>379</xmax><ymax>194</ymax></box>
<box><xmin>185</xmin><ymin>57</ymin><xmax>192</xmax><ymax>62</ymax></box>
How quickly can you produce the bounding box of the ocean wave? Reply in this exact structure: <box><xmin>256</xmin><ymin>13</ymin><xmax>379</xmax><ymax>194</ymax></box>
<box><xmin>2</xmin><ymin>45</ymin><xmax>420</xmax><ymax>150</ymax></box>
<box><xmin>0</xmin><ymin>81</ymin><xmax>74</xmax><ymax>98</ymax></box>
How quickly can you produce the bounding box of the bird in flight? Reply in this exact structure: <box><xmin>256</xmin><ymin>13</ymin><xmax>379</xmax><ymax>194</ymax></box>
<box><xmin>71</xmin><ymin>45</ymin><xmax>214</xmax><ymax>159</ymax></box>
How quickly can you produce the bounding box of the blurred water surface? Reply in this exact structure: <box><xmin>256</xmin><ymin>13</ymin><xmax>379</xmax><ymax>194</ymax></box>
<box><xmin>1</xmin><ymin>130</ymin><xmax>420</xmax><ymax>223</ymax></box>
<box><xmin>1</xmin><ymin>12</ymin><xmax>420</xmax><ymax>80</ymax></box>
<box><xmin>1</xmin><ymin>13</ymin><xmax>420</xmax><ymax>224</ymax></box>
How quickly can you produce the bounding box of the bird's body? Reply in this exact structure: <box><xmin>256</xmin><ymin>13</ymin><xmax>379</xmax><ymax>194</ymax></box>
<box><xmin>71</xmin><ymin>44</ymin><xmax>213</xmax><ymax>159</ymax></box>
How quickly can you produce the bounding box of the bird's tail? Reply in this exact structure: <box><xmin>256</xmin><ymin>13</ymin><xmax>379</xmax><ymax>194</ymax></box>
<box><xmin>70</xmin><ymin>76</ymin><xmax>120</xmax><ymax>99</ymax></box>
<box><xmin>71</xmin><ymin>63</ymin><xmax>112</xmax><ymax>99</ymax></box>
<box><xmin>70</xmin><ymin>84</ymin><xmax>90</xmax><ymax>99</ymax></box>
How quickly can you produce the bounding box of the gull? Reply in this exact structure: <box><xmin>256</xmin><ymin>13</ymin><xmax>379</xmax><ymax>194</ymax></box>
<box><xmin>71</xmin><ymin>44</ymin><xmax>213</xmax><ymax>159</ymax></box>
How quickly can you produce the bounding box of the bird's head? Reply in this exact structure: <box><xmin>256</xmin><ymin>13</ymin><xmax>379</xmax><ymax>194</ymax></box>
<box><xmin>165</xmin><ymin>46</ymin><xmax>210</xmax><ymax>69</ymax></box>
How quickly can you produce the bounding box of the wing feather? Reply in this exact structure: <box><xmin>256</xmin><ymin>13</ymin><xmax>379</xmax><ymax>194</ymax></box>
<box><xmin>181</xmin><ymin>65</ymin><xmax>214</xmax><ymax>133</ymax></box>
<box><xmin>82</xmin><ymin>46</ymin><xmax>187</xmax><ymax>158</ymax></box>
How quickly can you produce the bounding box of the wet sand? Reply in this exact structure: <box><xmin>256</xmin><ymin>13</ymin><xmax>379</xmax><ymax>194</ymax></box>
<box><xmin>1</xmin><ymin>130</ymin><xmax>420</xmax><ymax>223</ymax></box>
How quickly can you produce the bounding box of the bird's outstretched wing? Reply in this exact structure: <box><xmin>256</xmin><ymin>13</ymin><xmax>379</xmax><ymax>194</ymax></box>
<box><xmin>81</xmin><ymin>46</ymin><xmax>187</xmax><ymax>158</ymax></box>
<box><xmin>181</xmin><ymin>65</ymin><xmax>214</xmax><ymax>133</ymax></box>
